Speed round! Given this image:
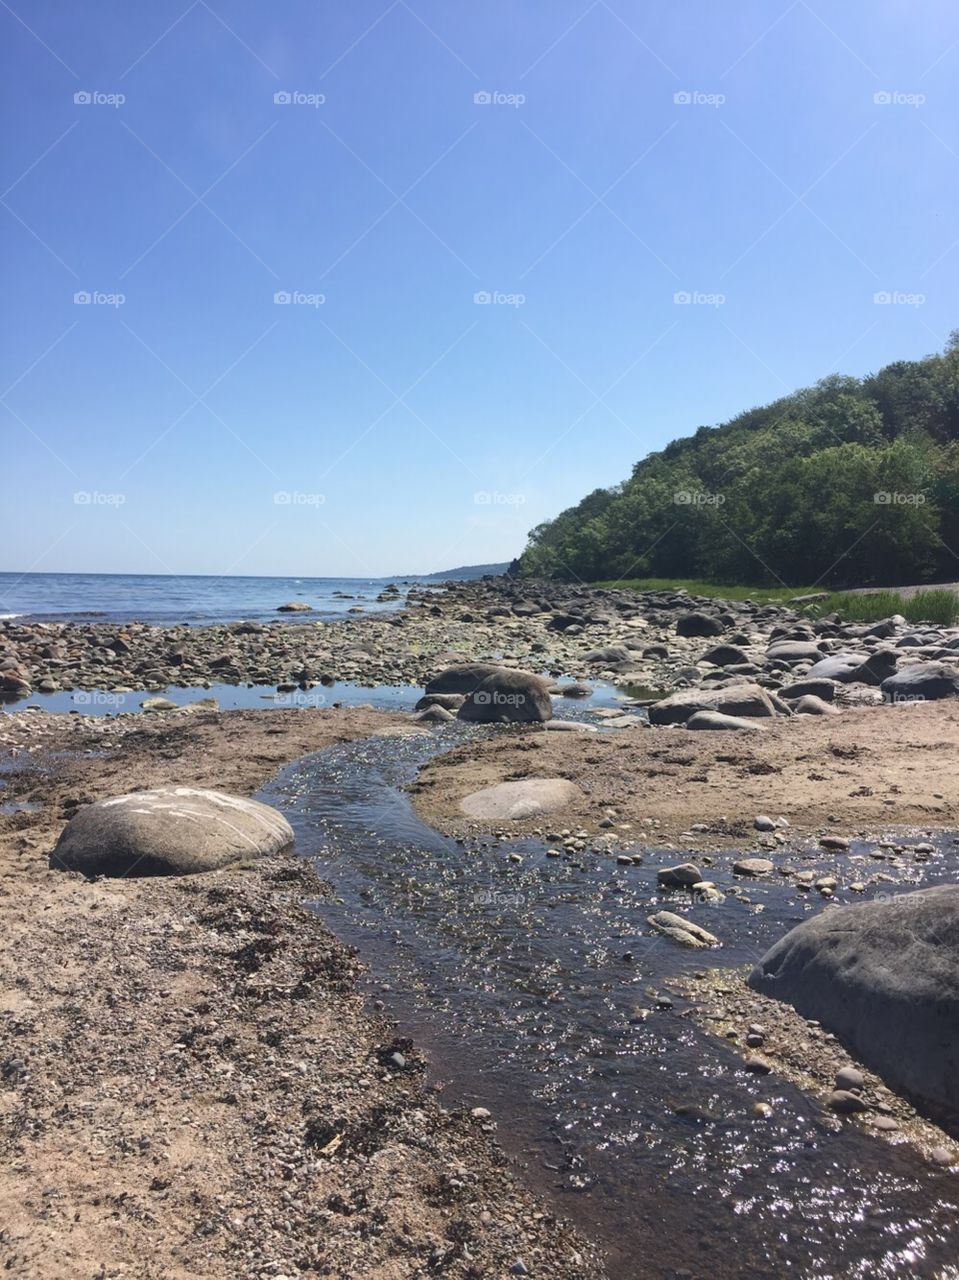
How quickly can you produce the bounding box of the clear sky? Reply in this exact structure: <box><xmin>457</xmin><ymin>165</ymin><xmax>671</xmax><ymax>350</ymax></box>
<box><xmin>2</xmin><ymin>1</ymin><xmax>957</xmax><ymax>577</ymax></box>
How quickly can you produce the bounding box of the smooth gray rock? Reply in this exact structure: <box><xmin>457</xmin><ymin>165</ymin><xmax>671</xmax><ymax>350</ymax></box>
<box><xmin>685</xmin><ymin>710</ymin><xmax>765</xmax><ymax>732</ymax></box>
<box><xmin>699</xmin><ymin>644</ymin><xmax>751</xmax><ymax>667</ymax></box>
<box><xmin>648</xmin><ymin>682</ymin><xmax>778</xmax><ymax>725</ymax></box>
<box><xmin>882</xmin><ymin>661</ymin><xmax>959</xmax><ymax>702</ymax></box>
<box><xmin>50</xmin><ymin>787</ymin><xmax>294</xmax><ymax>878</ymax></box>
<box><xmin>794</xmin><ymin>694</ymin><xmax>841</xmax><ymax>715</ymax></box>
<box><xmin>458</xmin><ymin>668</ymin><xmax>553</xmax><ymax>723</ymax></box>
<box><xmin>459</xmin><ymin>778</ymin><xmax>582</xmax><ymax>819</ymax></box>
<box><xmin>676</xmin><ymin>612</ymin><xmax>724</xmax><ymax>637</ymax></box>
<box><xmin>657</xmin><ymin>863</ymin><xmax>702</xmax><ymax>889</ymax></box>
<box><xmin>749</xmin><ymin>885</ymin><xmax>959</xmax><ymax>1118</ymax></box>
<box><xmin>425</xmin><ymin>663</ymin><xmax>503</xmax><ymax>695</ymax></box>
<box><xmin>647</xmin><ymin>911</ymin><xmax>719</xmax><ymax>948</ymax></box>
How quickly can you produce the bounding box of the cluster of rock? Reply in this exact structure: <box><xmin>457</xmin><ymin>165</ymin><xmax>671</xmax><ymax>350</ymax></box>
<box><xmin>3</xmin><ymin>579</ymin><xmax>959</xmax><ymax>723</ymax></box>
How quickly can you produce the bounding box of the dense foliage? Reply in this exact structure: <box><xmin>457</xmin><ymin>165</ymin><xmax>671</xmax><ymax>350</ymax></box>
<box><xmin>516</xmin><ymin>336</ymin><xmax>959</xmax><ymax>587</ymax></box>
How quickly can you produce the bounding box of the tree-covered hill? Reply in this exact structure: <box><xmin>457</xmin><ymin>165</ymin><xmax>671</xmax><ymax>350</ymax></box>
<box><xmin>515</xmin><ymin>336</ymin><xmax>959</xmax><ymax>588</ymax></box>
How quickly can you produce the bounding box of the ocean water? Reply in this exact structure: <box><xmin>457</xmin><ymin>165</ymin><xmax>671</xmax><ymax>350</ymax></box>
<box><xmin>0</xmin><ymin>572</ymin><xmax>421</xmax><ymax>627</ymax></box>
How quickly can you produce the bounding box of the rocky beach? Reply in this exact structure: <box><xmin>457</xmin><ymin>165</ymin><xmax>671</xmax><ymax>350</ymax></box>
<box><xmin>3</xmin><ymin>576</ymin><xmax>959</xmax><ymax>1278</ymax></box>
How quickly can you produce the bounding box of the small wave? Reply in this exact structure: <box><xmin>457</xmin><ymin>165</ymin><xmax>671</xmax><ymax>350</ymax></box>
<box><xmin>0</xmin><ymin>613</ymin><xmax>21</xmax><ymax>620</ymax></box>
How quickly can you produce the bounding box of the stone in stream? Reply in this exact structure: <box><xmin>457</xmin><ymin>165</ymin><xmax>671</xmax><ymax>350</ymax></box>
<box><xmin>748</xmin><ymin>884</ymin><xmax>959</xmax><ymax>1118</ymax></box>
<box><xmin>142</xmin><ymin>697</ymin><xmax>179</xmax><ymax>712</ymax></box>
<box><xmin>414</xmin><ymin>692</ymin><xmax>465</xmax><ymax>711</ymax></box>
<box><xmin>276</xmin><ymin>601</ymin><xmax>312</xmax><ymax>612</ymax></box>
<box><xmin>657</xmin><ymin>863</ymin><xmax>702</xmax><ymax>889</ymax></box>
<box><xmin>828</xmin><ymin>1090</ymin><xmax>869</xmax><ymax>1115</ymax></box>
<box><xmin>733</xmin><ymin>857</ymin><xmax>774</xmax><ymax>876</ymax></box>
<box><xmin>49</xmin><ymin>787</ymin><xmax>294</xmax><ymax>877</ymax></box>
<box><xmin>557</xmin><ymin>682</ymin><xmax>594</xmax><ymax>698</ymax></box>
<box><xmin>458</xmin><ymin>669</ymin><xmax>553</xmax><ymax>724</ymax></box>
<box><xmin>881</xmin><ymin>661</ymin><xmax>959</xmax><ymax>702</ymax></box>
<box><xmin>543</xmin><ymin>719</ymin><xmax>597</xmax><ymax>732</ymax></box>
<box><xmin>458</xmin><ymin>778</ymin><xmax>583</xmax><ymax>820</ymax></box>
<box><xmin>647</xmin><ymin>911</ymin><xmax>719</xmax><ymax>948</ymax></box>
<box><xmin>414</xmin><ymin>704</ymin><xmax>455</xmax><ymax>724</ymax></box>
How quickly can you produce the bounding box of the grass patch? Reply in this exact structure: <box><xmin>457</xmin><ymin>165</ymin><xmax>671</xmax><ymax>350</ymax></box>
<box><xmin>819</xmin><ymin>588</ymin><xmax>959</xmax><ymax>627</ymax></box>
<box><xmin>594</xmin><ymin>578</ymin><xmax>821</xmax><ymax>604</ymax></box>
<box><xmin>597</xmin><ymin>577</ymin><xmax>959</xmax><ymax>624</ymax></box>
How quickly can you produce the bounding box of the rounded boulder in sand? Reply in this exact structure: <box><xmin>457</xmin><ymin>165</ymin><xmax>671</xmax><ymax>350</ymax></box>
<box><xmin>749</xmin><ymin>885</ymin><xmax>959</xmax><ymax>1118</ymax></box>
<box><xmin>459</xmin><ymin>778</ymin><xmax>582</xmax><ymax>820</ymax></box>
<box><xmin>50</xmin><ymin>787</ymin><xmax>294</xmax><ymax>877</ymax></box>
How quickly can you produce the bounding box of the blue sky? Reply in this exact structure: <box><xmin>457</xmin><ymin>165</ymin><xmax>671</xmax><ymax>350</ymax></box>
<box><xmin>2</xmin><ymin>0</ymin><xmax>957</xmax><ymax>576</ymax></box>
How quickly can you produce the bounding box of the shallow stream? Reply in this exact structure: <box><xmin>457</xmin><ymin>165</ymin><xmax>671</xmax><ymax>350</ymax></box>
<box><xmin>260</xmin><ymin>726</ymin><xmax>959</xmax><ymax>1280</ymax></box>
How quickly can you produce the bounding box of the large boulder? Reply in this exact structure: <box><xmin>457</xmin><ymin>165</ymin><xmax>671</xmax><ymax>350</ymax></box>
<box><xmin>425</xmin><ymin>663</ymin><xmax>504</xmax><ymax>695</ymax></box>
<box><xmin>648</xmin><ymin>682</ymin><xmax>778</xmax><ymax>725</ymax></box>
<box><xmin>806</xmin><ymin>651</ymin><xmax>897</xmax><ymax>685</ymax></box>
<box><xmin>458</xmin><ymin>668</ymin><xmax>553</xmax><ymax>724</ymax></box>
<box><xmin>749</xmin><ymin>886</ymin><xmax>959</xmax><ymax>1119</ymax></box>
<box><xmin>766</xmin><ymin>641</ymin><xmax>823</xmax><ymax>663</ymax></box>
<box><xmin>459</xmin><ymin>778</ymin><xmax>582</xmax><ymax>819</ymax></box>
<box><xmin>582</xmin><ymin>646</ymin><xmax>633</xmax><ymax>666</ymax></box>
<box><xmin>676</xmin><ymin>612</ymin><xmax>723</xmax><ymax>637</ymax></box>
<box><xmin>882</xmin><ymin>662</ymin><xmax>959</xmax><ymax>702</ymax></box>
<box><xmin>50</xmin><ymin>787</ymin><xmax>294</xmax><ymax>877</ymax></box>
